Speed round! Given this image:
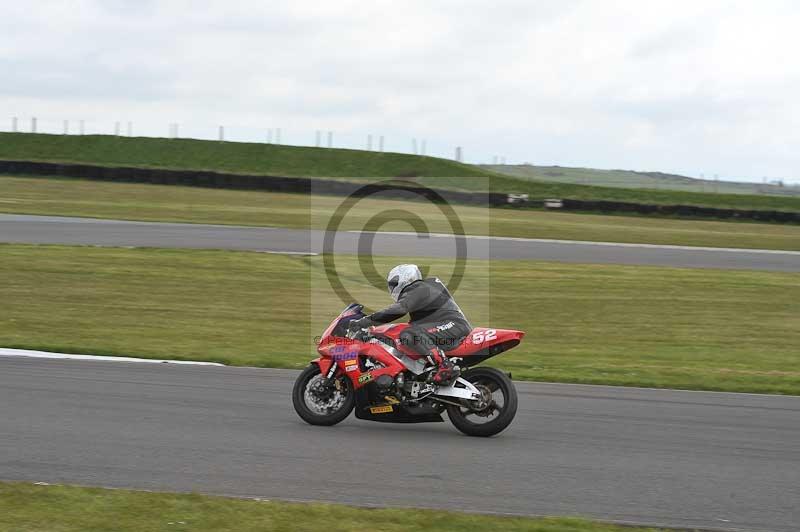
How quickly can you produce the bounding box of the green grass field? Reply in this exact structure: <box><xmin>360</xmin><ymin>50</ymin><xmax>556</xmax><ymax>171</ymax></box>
<box><xmin>0</xmin><ymin>482</ymin><xmax>671</xmax><ymax>532</ymax></box>
<box><xmin>2</xmin><ymin>244</ymin><xmax>798</xmax><ymax>394</ymax></box>
<box><xmin>3</xmin><ymin>132</ymin><xmax>800</xmax><ymax>212</ymax></box>
<box><xmin>3</xmin><ymin>176</ymin><xmax>800</xmax><ymax>250</ymax></box>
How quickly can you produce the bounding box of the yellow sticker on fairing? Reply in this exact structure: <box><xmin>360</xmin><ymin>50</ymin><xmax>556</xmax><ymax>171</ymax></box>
<box><xmin>369</xmin><ymin>405</ymin><xmax>393</xmax><ymax>414</ymax></box>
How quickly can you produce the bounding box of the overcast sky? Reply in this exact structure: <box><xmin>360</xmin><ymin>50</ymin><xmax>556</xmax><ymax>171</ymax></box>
<box><xmin>2</xmin><ymin>0</ymin><xmax>799</xmax><ymax>183</ymax></box>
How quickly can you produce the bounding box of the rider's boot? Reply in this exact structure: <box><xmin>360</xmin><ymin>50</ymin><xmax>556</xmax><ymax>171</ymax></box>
<box><xmin>427</xmin><ymin>348</ymin><xmax>460</xmax><ymax>386</ymax></box>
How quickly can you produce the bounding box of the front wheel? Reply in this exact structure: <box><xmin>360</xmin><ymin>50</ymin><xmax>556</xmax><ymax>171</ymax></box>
<box><xmin>446</xmin><ymin>367</ymin><xmax>518</xmax><ymax>437</ymax></box>
<box><xmin>292</xmin><ymin>364</ymin><xmax>355</xmax><ymax>426</ymax></box>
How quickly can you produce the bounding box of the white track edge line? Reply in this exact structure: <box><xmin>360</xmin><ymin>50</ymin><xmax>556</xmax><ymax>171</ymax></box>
<box><xmin>254</xmin><ymin>250</ymin><xmax>319</xmax><ymax>256</ymax></box>
<box><xmin>0</xmin><ymin>348</ymin><xmax>225</xmax><ymax>366</ymax></box>
<box><xmin>347</xmin><ymin>230</ymin><xmax>800</xmax><ymax>255</ymax></box>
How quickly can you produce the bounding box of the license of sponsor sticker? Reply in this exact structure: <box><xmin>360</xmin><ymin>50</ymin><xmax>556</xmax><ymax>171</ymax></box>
<box><xmin>369</xmin><ymin>405</ymin><xmax>393</xmax><ymax>414</ymax></box>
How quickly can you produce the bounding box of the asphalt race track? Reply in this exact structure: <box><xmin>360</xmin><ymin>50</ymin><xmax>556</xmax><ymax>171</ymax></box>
<box><xmin>1</xmin><ymin>214</ymin><xmax>799</xmax><ymax>271</ymax></box>
<box><xmin>1</xmin><ymin>357</ymin><xmax>798</xmax><ymax>532</ymax></box>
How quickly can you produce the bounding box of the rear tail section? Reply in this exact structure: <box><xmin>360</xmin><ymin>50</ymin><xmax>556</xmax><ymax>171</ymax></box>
<box><xmin>448</xmin><ymin>327</ymin><xmax>525</xmax><ymax>366</ymax></box>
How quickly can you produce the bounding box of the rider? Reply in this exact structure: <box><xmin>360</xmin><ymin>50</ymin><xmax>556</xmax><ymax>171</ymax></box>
<box><xmin>347</xmin><ymin>264</ymin><xmax>472</xmax><ymax>385</ymax></box>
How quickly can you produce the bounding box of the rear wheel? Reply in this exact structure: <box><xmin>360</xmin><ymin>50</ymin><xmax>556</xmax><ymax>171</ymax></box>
<box><xmin>292</xmin><ymin>364</ymin><xmax>355</xmax><ymax>426</ymax></box>
<box><xmin>446</xmin><ymin>367</ymin><xmax>517</xmax><ymax>437</ymax></box>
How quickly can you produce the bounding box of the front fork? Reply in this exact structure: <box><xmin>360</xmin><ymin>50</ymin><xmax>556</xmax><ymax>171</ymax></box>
<box><xmin>324</xmin><ymin>360</ymin><xmax>338</xmax><ymax>380</ymax></box>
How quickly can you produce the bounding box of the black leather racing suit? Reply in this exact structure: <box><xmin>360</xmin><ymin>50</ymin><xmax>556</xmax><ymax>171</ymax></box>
<box><xmin>366</xmin><ymin>278</ymin><xmax>472</xmax><ymax>355</ymax></box>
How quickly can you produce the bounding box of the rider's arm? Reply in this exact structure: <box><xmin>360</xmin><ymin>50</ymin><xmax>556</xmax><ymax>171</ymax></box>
<box><xmin>363</xmin><ymin>284</ymin><xmax>427</xmax><ymax>325</ymax></box>
<box><xmin>368</xmin><ymin>300</ymin><xmax>409</xmax><ymax>324</ymax></box>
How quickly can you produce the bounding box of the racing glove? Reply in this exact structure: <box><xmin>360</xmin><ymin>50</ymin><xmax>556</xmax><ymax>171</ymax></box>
<box><xmin>347</xmin><ymin>317</ymin><xmax>373</xmax><ymax>339</ymax></box>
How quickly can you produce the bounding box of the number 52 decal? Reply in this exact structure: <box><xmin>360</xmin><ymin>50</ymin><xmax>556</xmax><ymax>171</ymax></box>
<box><xmin>472</xmin><ymin>329</ymin><xmax>497</xmax><ymax>344</ymax></box>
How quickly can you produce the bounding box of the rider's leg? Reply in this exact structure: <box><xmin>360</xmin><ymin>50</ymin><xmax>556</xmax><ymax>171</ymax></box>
<box><xmin>426</xmin><ymin>322</ymin><xmax>471</xmax><ymax>384</ymax></box>
<box><xmin>399</xmin><ymin>323</ymin><xmax>462</xmax><ymax>385</ymax></box>
<box><xmin>398</xmin><ymin>325</ymin><xmax>436</xmax><ymax>359</ymax></box>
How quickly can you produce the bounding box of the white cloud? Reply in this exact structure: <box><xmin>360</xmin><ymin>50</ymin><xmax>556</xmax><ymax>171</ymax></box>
<box><xmin>2</xmin><ymin>0</ymin><xmax>799</xmax><ymax>182</ymax></box>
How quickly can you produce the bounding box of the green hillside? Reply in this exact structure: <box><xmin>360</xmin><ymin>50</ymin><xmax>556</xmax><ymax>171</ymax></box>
<box><xmin>0</xmin><ymin>132</ymin><xmax>492</xmax><ymax>178</ymax></box>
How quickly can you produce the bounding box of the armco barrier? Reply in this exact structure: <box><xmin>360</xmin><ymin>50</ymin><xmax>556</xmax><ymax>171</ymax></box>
<box><xmin>0</xmin><ymin>159</ymin><xmax>508</xmax><ymax>207</ymax></box>
<box><xmin>555</xmin><ymin>198</ymin><xmax>800</xmax><ymax>223</ymax></box>
<box><xmin>1</xmin><ymin>160</ymin><xmax>798</xmax><ymax>223</ymax></box>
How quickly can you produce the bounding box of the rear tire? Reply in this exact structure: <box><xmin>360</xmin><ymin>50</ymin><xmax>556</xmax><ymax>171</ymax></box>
<box><xmin>292</xmin><ymin>364</ymin><xmax>355</xmax><ymax>426</ymax></box>
<box><xmin>446</xmin><ymin>367</ymin><xmax>517</xmax><ymax>437</ymax></box>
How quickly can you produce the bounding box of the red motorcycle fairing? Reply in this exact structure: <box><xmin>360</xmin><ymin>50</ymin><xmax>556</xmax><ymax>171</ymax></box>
<box><xmin>313</xmin><ymin>303</ymin><xmax>523</xmax><ymax>394</ymax></box>
<box><xmin>315</xmin><ymin>322</ymin><xmax>524</xmax><ymax>392</ymax></box>
<box><xmin>316</xmin><ymin>335</ymin><xmax>450</xmax><ymax>424</ymax></box>
<box><xmin>370</xmin><ymin>323</ymin><xmax>525</xmax><ymax>361</ymax></box>
<box><xmin>316</xmin><ymin>338</ymin><xmax>407</xmax><ymax>391</ymax></box>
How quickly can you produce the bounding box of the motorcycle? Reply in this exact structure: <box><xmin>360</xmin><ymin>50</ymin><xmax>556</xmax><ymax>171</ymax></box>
<box><xmin>292</xmin><ymin>303</ymin><xmax>525</xmax><ymax>437</ymax></box>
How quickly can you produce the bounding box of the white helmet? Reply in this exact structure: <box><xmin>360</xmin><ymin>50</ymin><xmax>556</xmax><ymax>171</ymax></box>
<box><xmin>387</xmin><ymin>264</ymin><xmax>422</xmax><ymax>302</ymax></box>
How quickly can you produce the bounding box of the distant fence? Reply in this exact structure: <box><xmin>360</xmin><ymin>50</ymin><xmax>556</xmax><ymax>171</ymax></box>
<box><xmin>3</xmin><ymin>121</ymin><xmax>476</xmax><ymax>162</ymax></box>
<box><xmin>1</xmin><ymin>160</ymin><xmax>798</xmax><ymax>223</ymax></box>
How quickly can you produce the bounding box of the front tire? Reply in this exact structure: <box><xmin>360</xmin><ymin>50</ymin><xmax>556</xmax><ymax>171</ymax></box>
<box><xmin>446</xmin><ymin>367</ymin><xmax>518</xmax><ymax>437</ymax></box>
<box><xmin>292</xmin><ymin>364</ymin><xmax>355</xmax><ymax>426</ymax></box>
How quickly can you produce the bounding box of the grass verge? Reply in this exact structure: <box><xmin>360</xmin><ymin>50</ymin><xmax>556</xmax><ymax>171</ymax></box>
<box><xmin>0</xmin><ymin>481</ymin><xmax>672</xmax><ymax>532</ymax></box>
<box><xmin>1</xmin><ymin>244</ymin><xmax>798</xmax><ymax>394</ymax></box>
<box><xmin>2</xmin><ymin>132</ymin><xmax>799</xmax><ymax>212</ymax></box>
<box><xmin>2</xmin><ymin>176</ymin><xmax>800</xmax><ymax>250</ymax></box>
